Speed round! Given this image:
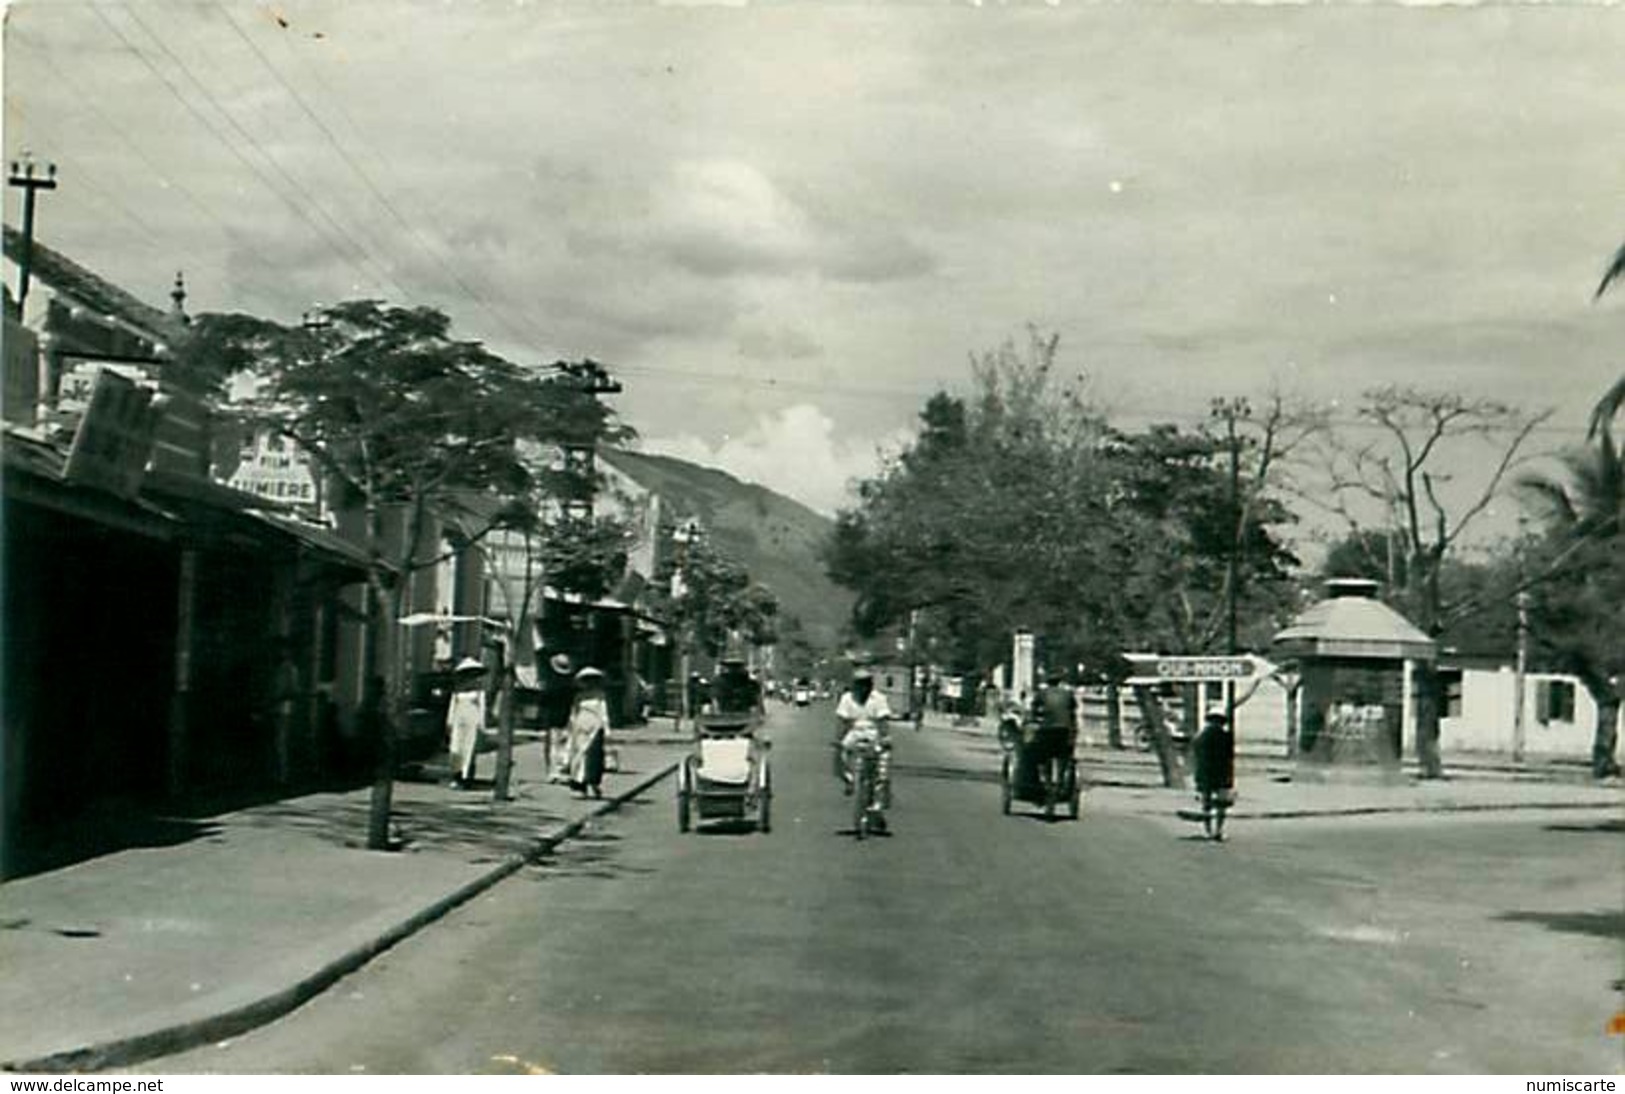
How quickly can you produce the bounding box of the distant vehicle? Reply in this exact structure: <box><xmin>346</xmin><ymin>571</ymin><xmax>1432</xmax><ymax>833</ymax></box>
<box><xmin>793</xmin><ymin>679</ymin><xmax>812</xmax><ymax>707</ymax></box>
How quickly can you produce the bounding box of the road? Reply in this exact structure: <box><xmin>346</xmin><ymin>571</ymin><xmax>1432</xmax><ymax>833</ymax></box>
<box><xmin>144</xmin><ymin>703</ymin><xmax>1621</xmax><ymax>1074</ymax></box>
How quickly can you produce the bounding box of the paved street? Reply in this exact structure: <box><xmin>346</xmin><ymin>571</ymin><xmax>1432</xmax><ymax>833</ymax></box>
<box><xmin>138</xmin><ymin>704</ymin><xmax>1620</xmax><ymax>1075</ymax></box>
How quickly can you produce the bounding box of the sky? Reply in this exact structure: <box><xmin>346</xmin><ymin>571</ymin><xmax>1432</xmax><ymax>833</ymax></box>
<box><xmin>4</xmin><ymin>0</ymin><xmax>1621</xmax><ymax>520</ymax></box>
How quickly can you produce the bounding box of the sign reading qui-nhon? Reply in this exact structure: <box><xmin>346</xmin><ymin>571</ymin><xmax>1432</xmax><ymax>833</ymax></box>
<box><xmin>1122</xmin><ymin>654</ymin><xmax>1274</xmax><ymax>685</ymax></box>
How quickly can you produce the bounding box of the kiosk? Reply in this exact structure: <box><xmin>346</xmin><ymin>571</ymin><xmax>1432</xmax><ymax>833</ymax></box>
<box><xmin>1273</xmin><ymin>579</ymin><xmax>1436</xmax><ymax>769</ymax></box>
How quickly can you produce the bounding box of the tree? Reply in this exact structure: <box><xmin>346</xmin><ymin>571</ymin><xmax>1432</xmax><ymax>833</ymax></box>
<box><xmin>1307</xmin><ymin>386</ymin><xmax>1552</xmax><ymax>776</ymax></box>
<box><xmin>772</xmin><ymin>613</ymin><xmax>821</xmax><ymax>681</ymax></box>
<box><xmin>646</xmin><ymin>523</ymin><xmax>780</xmax><ymax>725</ymax></box>
<box><xmin>448</xmin><ymin>496</ymin><xmax>631</xmax><ymax>801</ymax></box>
<box><xmin>188</xmin><ymin>302</ymin><xmax>626</xmax><ymax>847</ymax></box>
<box><xmin>828</xmin><ymin>329</ymin><xmax>1120</xmax><ymax>676</ymax></box>
<box><xmin>1518</xmin><ymin>418</ymin><xmax>1624</xmax><ymax>777</ymax></box>
<box><xmin>828</xmin><ymin>330</ymin><xmax>1304</xmax><ymax>784</ymax></box>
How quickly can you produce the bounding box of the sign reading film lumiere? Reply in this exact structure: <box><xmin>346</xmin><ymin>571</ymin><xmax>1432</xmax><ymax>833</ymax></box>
<box><xmin>1122</xmin><ymin>653</ymin><xmax>1275</xmax><ymax>685</ymax></box>
<box><xmin>62</xmin><ymin>369</ymin><xmax>164</xmax><ymax>499</ymax></box>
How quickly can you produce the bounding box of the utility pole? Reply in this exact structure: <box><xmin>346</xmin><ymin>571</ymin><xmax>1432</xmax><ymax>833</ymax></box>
<box><xmin>8</xmin><ymin>155</ymin><xmax>57</xmax><ymax>317</ymax></box>
<box><xmin>1210</xmin><ymin>397</ymin><xmax>1251</xmax><ymax>729</ymax></box>
<box><xmin>672</xmin><ymin>518</ymin><xmax>703</xmax><ymax>736</ymax></box>
<box><xmin>1512</xmin><ymin>590</ymin><xmax>1530</xmax><ymax>764</ymax></box>
<box><xmin>554</xmin><ymin>359</ymin><xmax>621</xmax><ymax>521</ymax></box>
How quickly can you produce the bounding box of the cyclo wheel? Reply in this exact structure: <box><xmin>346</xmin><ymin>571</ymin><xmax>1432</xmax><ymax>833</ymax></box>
<box><xmin>1044</xmin><ymin>756</ymin><xmax>1058</xmax><ymax>822</ymax></box>
<box><xmin>677</xmin><ymin>789</ymin><xmax>691</xmax><ymax>833</ymax></box>
<box><xmin>1000</xmin><ymin>755</ymin><xmax>1013</xmax><ymax>816</ymax></box>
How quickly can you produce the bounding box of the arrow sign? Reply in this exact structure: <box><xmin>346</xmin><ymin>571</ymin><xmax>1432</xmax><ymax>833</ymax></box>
<box><xmin>1122</xmin><ymin>653</ymin><xmax>1275</xmax><ymax>685</ymax></box>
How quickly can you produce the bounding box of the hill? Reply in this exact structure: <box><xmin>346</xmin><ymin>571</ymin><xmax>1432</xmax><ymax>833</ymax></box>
<box><xmin>601</xmin><ymin>447</ymin><xmax>853</xmax><ymax>653</ymax></box>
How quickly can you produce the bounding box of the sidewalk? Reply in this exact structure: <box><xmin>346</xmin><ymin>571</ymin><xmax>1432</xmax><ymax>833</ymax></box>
<box><xmin>0</xmin><ymin>730</ymin><xmax>689</xmax><ymax>1074</ymax></box>
<box><xmin>926</xmin><ymin>712</ymin><xmax>1624</xmax><ymax>821</ymax></box>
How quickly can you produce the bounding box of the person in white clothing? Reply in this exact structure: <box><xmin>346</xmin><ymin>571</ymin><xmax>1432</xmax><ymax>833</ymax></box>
<box><xmin>446</xmin><ymin>657</ymin><xmax>488</xmax><ymax>788</ymax></box>
<box><xmin>835</xmin><ymin>667</ymin><xmax>893</xmax><ymax>809</ymax></box>
<box><xmin>565</xmin><ymin>666</ymin><xmax>611</xmax><ymax>799</ymax></box>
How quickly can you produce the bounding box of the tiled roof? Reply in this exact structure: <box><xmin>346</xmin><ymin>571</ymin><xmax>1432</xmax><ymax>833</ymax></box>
<box><xmin>2</xmin><ymin>225</ymin><xmax>187</xmax><ymax>346</ymax></box>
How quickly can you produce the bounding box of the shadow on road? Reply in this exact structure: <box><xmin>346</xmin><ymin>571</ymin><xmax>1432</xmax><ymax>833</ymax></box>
<box><xmin>6</xmin><ymin>806</ymin><xmax>226</xmax><ymax>880</ymax></box>
<box><xmin>1542</xmin><ymin>817</ymin><xmax>1625</xmax><ymax>835</ymax></box>
<box><xmin>890</xmin><ymin>761</ymin><xmax>999</xmax><ymax>785</ymax></box>
<box><xmin>233</xmin><ymin>791</ymin><xmax>573</xmax><ymax>863</ymax></box>
<box><xmin>530</xmin><ymin>828</ymin><xmax>658</xmax><ymax>881</ymax></box>
<box><xmin>690</xmin><ymin>819</ymin><xmax>766</xmax><ymax>837</ymax></box>
<box><xmin>1496</xmin><ymin>909</ymin><xmax>1625</xmax><ymax>941</ymax></box>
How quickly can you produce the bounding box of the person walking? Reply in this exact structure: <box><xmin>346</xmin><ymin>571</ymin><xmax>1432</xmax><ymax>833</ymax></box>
<box><xmin>1192</xmin><ymin>709</ymin><xmax>1237</xmax><ymax>841</ymax></box>
<box><xmin>446</xmin><ymin>657</ymin><xmax>488</xmax><ymax>788</ymax></box>
<box><xmin>542</xmin><ymin>652</ymin><xmax>575</xmax><ymax>782</ymax></box>
<box><xmin>565</xmin><ymin>666</ymin><xmax>610</xmax><ymax>798</ymax></box>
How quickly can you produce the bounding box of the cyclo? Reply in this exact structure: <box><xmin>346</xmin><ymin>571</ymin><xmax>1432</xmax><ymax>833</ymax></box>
<box><xmin>676</xmin><ymin>656</ymin><xmax>771</xmax><ymax>834</ymax></box>
<box><xmin>999</xmin><ymin>683</ymin><xmax>1081</xmax><ymax>821</ymax></box>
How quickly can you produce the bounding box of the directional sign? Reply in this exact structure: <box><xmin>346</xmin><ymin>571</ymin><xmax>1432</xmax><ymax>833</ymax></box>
<box><xmin>1122</xmin><ymin>653</ymin><xmax>1275</xmax><ymax>685</ymax></box>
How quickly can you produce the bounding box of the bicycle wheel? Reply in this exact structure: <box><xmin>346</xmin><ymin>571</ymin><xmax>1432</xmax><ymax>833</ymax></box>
<box><xmin>853</xmin><ymin>767</ymin><xmax>870</xmax><ymax>839</ymax></box>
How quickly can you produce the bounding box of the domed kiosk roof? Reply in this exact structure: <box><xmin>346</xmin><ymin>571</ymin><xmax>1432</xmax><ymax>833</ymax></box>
<box><xmin>1273</xmin><ymin>579</ymin><xmax>1437</xmax><ymax>662</ymax></box>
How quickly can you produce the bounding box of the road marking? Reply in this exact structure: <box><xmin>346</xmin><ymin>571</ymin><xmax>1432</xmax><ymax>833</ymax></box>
<box><xmin>1314</xmin><ymin>924</ymin><xmax>1403</xmax><ymax>945</ymax></box>
<box><xmin>492</xmin><ymin>1053</ymin><xmax>554</xmax><ymax>1074</ymax></box>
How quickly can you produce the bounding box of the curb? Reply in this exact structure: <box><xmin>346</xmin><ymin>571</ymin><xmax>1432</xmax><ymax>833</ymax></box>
<box><xmin>1227</xmin><ymin>799</ymin><xmax>1621</xmax><ymax>822</ymax></box>
<box><xmin>2</xmin><ymin>761</ymin><xmax>680</xmax><ymax>1075</ymax></box>
<box><xmin>1159</xmin><ymin>799</ymin><xmax>1620</xmax><ymax>823</ymax></box>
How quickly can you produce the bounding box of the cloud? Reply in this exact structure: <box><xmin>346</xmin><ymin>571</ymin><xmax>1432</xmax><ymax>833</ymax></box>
<box><xmin>645</xmin><ymin>403</ymin><xmax>903</xmax><ymax>516</ymax></box>
<box><xmin>570</xmin><ymin>158</ymin><xmax>935</xmax><ymax>285</ymax></box>
<box><xmin>735</xmin><ymin>324</ymin><xmax>824</xmax><ymax>361</ymax></box>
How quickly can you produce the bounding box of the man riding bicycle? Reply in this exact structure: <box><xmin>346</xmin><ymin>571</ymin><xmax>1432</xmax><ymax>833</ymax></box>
<box><xmin>835</xmin><ymin>667</ymin><xmax>893</xmax><ymax>814</ymax></box>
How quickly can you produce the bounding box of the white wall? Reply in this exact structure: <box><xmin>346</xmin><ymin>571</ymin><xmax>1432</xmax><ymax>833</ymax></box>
<box><xmin>1076</xmin><ymin>678</ymin><xmax>1293</xmax><ymax>752</ymax></box>
<box><xmin>1440</xmin><ymin>667</ymin><xmax>1602</xmax><ymax>759</ymax></box>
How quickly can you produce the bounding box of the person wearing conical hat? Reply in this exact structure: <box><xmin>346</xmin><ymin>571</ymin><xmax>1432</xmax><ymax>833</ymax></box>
<box><xmin>565</xmin><ymin>666</ymin><xmax>610</xmax><ymax>798</ymax></box>
<box><xmin>446</xmin><ymin>657</ymin><xmax>488</xmax><ymax>788</ymax></box>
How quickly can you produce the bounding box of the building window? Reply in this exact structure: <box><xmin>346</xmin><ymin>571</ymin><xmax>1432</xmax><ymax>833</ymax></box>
<box><xmin>1535</xmin><ymin>679</ymin><xmax>1575</xmax><ymax>725</ymax></box>
<box><xmin>1438</xmin><ymin>669</ymin><xmax>1464</xmax><ymax>719</ymax></box>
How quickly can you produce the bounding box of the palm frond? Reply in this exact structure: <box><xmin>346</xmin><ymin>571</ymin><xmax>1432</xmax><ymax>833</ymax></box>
<box><xmin>1596</xmin><ymin>241</ymin><xmax>1625</xmax><ymax>300</ymax></box>
<box><xmin>1587</xmin><ymin>373</ymin><xmax>1625</xmax><ymax>441</ymax></box>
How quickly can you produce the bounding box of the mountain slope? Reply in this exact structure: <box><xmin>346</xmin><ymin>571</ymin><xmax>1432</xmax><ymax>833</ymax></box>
<box><xmin>601</xmin><ymin>447</ymin><xmax>852</xmax><ymax>652</ymax></box>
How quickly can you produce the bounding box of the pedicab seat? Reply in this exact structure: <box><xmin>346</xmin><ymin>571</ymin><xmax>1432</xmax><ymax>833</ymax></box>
<box><xmin>697</xmin><ymin>736</ymin><xmax>754</xmax><ymax>784</ymax></box>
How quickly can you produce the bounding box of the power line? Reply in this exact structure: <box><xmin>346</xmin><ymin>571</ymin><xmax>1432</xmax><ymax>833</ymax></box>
<box><xmin>114</xmin><ymin>1</ymin><xmax>412</xmax><ymax>301</ymax></box>
<box><xmin>608</xmin><ymin>360</ymin><xmax>1601</xmax><ymax>440</ymax></box>
<box><xmin>207</xmin><ymin>2</ymin><xmax>545</xmax><ymax>352</ymax></box>
<box><xmin>7</xmin><ymin>29</ymin><xmax>292</xmax><ymax>303</ymax></box>
<box><xmin>89</xmin><ymin>1</ymin><xmax>411</xmax><ymax>303</ymax></box>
